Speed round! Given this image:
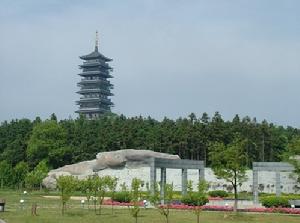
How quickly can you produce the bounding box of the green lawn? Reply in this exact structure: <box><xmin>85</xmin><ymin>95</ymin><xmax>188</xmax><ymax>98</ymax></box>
<box><xmin>0</xmin><ymin>190</ymin><xmax>300</xmax><ymax>223</ymax></box>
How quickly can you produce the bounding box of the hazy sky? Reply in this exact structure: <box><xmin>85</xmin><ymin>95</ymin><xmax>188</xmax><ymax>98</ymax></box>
<box><xmin>1</xmin><ymin>0</ymin><xmax>300</xmax><ymax>126</ymax></box>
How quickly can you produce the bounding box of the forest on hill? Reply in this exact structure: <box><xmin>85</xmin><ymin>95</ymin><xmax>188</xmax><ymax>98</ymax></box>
<box><xmin>1</xmin><ymin>112</ymin><xmax>299</xmax><ymax>173</ymax></box>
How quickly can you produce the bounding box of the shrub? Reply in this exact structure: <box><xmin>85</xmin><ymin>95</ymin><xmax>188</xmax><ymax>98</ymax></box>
<box><xmin>260</xmin><ymin>196</ymin><xmax>289</xmax><ymax>208</ymax></box>
<box><xmin>281</xmin><ymin>194</ymin><xmax>300</xmax><ymax>200</ymax></box>
<box><xmin>181</xmin><ymin>194</ymin><xmax>208</xmax><ymax>206</ymax></box>
<box><xmin>208</xmin><ymin>190</ymin><xmax>228</xmax><ymax>198</ymax></box>
<box><xmin>113</xmin><ymin>191</ymin><xmax>131</xmax><ymax>203</ymax></box>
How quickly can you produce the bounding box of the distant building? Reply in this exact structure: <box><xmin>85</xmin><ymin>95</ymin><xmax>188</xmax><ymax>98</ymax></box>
<box><xmin>76</xmin><ymin>32</ymin><xmax>114</xmax><ymax>119</ymax></box>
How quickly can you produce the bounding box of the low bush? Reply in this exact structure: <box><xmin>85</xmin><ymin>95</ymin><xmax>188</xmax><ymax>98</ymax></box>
<box><xmin>181</xmin><ymin>194</ymin><xmax>208</xmax><ymax>206</ymax></box>
<box><xmin>260</xmin><ymin>196</ymin><xmax>289</xmax><ymax>208</ymax></box>
<box><xmin>208</xmin><ymin>190</ymin><xmax>228</xmax><ymax>198</ymax></box>
<box><xmin>281</xmin><ymin>194</ymin><xmax>300</xmax><ymax>200</ymax></box>
<box><xmin>113</xmin><ymin>191</ymin><xmax>131</xmax><ymax>203</ymax></box>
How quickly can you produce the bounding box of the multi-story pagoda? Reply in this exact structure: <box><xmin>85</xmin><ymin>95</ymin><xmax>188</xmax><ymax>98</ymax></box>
<box><xmin>76</xmin><ymin>32</ymin><xmax>114</xmax><ymax>119</ymax></box>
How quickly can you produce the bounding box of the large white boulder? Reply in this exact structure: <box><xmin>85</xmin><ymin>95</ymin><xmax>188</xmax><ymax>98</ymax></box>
<box><xmin>43</xmin><ymin>149</ymin><xmax>179</xmax><ymax>189</ymax></box>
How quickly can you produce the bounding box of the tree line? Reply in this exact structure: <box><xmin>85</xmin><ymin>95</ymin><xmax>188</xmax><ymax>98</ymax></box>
<box><xmin>0</xmin><ymin>112</ymin><xmax>300</xmax><ymax>188</ymax></box>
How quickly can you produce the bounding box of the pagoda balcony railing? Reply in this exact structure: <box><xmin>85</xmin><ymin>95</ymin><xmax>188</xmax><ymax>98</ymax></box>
<box><xmin>75</xmin><ymin>107</ymin><xmax>109</xmax><ymax>113</ymax></box>
<box><xmin>76</xmin><ymin>89</ymin><xmax>113</xmax><ymax>95</ymax></box>
<box><xmin>77</xmin><ymin>85</ymin><xmax>112</xmax><ymax>90</ymax></box>
<box><xmin>78</xmin><ymin>107</ymin><xmax>100</xmax><ymax>110</ymax></box>
<box><xmin>77</xmin><ymin>88</ymin><xmax>114</xmax><ymax>96</ymax></box>
<box><xmin>83</xmin><ymin>61</ymin><xmax>99</xmax><ymax>64</ymax></box>
<box><xmin>78</xmin><ymin>106</ymin><xmax>111</xmax><ymax>110</ymax></box>
<box><xmin>82</xmin><ymin>60</ymin><xmax>111</xmax><ymax>68</ymax></box>
<box><xmin>82</xmin><ymin>61</ymin><xmax>100</xmax><ymax>66</ymax></box>
<box><xmin>80</xmin><ymin>62</ymin><xmax>112</xmax><ymax>70</ymax></box>
<box><xmin>78</xmin><ymin>70</ymin><xmax>112</xmax><ymax>78</ymax></box>
<box><xmin>77</xmin><ymin>79</ymin><xmax>111</xmax><ymax>86</ymax></box>
<box><xmin>79</xmin><ymin>97</ymin><xmax>99</xmax><ymax>100</ymax></box>
<box><xmin>77</xmin><ymin>98</ymin><xmax>112</xmax><ymax>105</ymax></box>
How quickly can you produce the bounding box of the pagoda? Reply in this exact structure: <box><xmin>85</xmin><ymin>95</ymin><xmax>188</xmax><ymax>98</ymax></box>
<box><xmin>76</xmin><ymin>31</ymin><xmax>114</xmax><ymax>119</ymax></box>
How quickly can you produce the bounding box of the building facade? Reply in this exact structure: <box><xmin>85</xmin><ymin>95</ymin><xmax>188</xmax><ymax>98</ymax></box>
<box><xmin>76</xmin><ymin>32</ymin><xmax>114</xmax><ymax>119</ymax></box>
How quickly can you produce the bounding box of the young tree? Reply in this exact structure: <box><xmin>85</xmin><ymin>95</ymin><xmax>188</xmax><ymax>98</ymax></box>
<box><xmin>129</xmin><ymin>178</ymin><xmax>143</xmax><ymax>223</ymax></box>
<box><xmin>25</xmin><ymin>171</ymin><xmax>38</xmax><ymax>190</ymax></box>
<box><xmin>282</xmin><ymin>137</ymin><xmax>300</xmax><ymax>183</ymax></box>
<box><xmin>107</xmin><ymin>176</ymin><xmax>118</xmax><ymax>214</ymax></box>
<box><xmin>79</xmin><ymin>176</ymin><xmax>94</xmax><ymax>209</ymax></box>
<box><xmin>25</xmin><ymin>160</ymin><xmax>49</xmax><ymax>190</ymax></box>
<box><xmin>91</xmin><ymin>175</ymin><xmax>111</xmax><ymax>215</ymax></box>
<box><xmin>34</xmin><ymin>160</ymin><xmax>49</xmax><ymax>190</ymax></box>
<box><xmin>193</xmin><ymin>180</ymin><xmax>209</xmax><ymax>223</ymax></box>
<box><xmin>159</xmin><ymin>183</ymin><xmax>174</xmax><ymax>223</ymax></box>
<box><xmin>209</xmin><ymin>137</ymin><xmax>248</xmax><ymax>212</ymax></box>
<box><xmin>146</xmin><ymin>182</ymin><xmax>160</xmax><ymax>206</ymax></box>
<box><xmin>56</xmin><ymin>175</ymin><xmax>77</xmax><ymax>215</ymax></box>
<box><xmin>13</xmin><ymin>161</ymin><xmax>29</xmax><ymax>189</ymax></box>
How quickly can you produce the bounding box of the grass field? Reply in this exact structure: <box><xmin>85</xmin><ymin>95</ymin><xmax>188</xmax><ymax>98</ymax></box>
<box><xmin>1</xmin><ymin>190</ymin><xmax>300</xmax><ymax>223</ymax></box>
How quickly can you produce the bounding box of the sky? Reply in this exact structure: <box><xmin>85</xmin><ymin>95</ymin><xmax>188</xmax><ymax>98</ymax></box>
<box><xmin>1</xmin><ymin>0</ymin><xmax>300</xmax><ymax>127</ymax></box>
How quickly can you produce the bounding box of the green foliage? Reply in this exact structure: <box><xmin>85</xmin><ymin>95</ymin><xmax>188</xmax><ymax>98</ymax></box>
<box><xmin>282</xmin><ymin>137</ymin><xmax>300</xmax><ymax>183</ymax></box>
<box><xmin>1</xmin><ymin>113</ymin><xmax>300</xmax><ymax>190</ymax></box>
<box><xmin>260</xmin><ymin>196</ymin><xmax>290</xmax><ymax>208</ymax></box>
<box><xmin>193</xmin><ymin>180</ymin><xmax>209</xmax><ymax>223</ymax></box>
<box><xmin>78</xmin><ymin>176</ymin><xmax>95</xmax><ymax>208</ymax></box>
<box><xmin>13</xmin><ymin>161</ymin><xmax>29</xmax><ymax>189</ymax></box>
<box><xmin>187</xmin><ymin>180</ymin><xmax>193</xmax><ymax>196</ymax></box>
<box><xmin>91</xmin><ymin>175</ymin><xmax>112</xmax><ymax>214</ymax></box>
<box><xmin>0</xmin><ymin>119</ymin><xmax>33</xmax><ymax>167</ymax></box>
<box><xmin>0</xmin><ymin>191</ymin><xmax>299</xmax><ymax>223</ymax></box>
<box><xmin>107</xmin><ymin>176</ymin><xmax>118</xmax><ymax>214</ymax></box>
<box><xmin>107</xmin><ymin>176</ymin><xmax>118</xmax><ymax>199</ymax></box>
<box><xmin>0</xmin><ymin>160</ymin><xmax>13</xmax><ymax>188</ymax></box>
<box><xmin>208</xmin><ymin>190</ymin><xmax>229</xmax><ymax>198</ymax></box>
<box><xmin>209</xmin><ymin>136</ymin><xmax>248</xmax><ymax>211</ymax></box>
<box><xmin>182</xmin><ymin>180</ymin><xmax>209</xmax><ymax>206</ymax></box>
<box><xmin>131</xmin><ymin>178</ymin><xmax>143</xmax><ymax>202</ymax></box>
<box><xmin>25</xmin><ymin>171</ymin><xmax>37</xmax><ymax>190</ymax></box>
<box><xmin>56</xmin><ymin>175</ymin><xmax>77</xmax><ymax>215</ymax></box>
<box><xmin>146</xmin><ymin>182</ymin><xmax>160</xmax><ymax>205</ymax></box>
<box><xmin>26</xmin><ymin>120</ymin><xmax>71</xmax><ymax>168</ymax></box>
<box><xmin>113</xmin><ymin>191</ymin><xmax>131</xmax><ymax>203</ymax></box>
<box><xmin>181</xmin><ymin>195</ymin><xmax>208</xmax><ymax>206</ymax></box>
<box><xmin>209</xmin><ymin>137</ymin><xmax>248</xmax><ymax>184</ymax></box>
<box><xmin>129</xmin><ymin>178</ymin><xmax>143</xmax><ymax>223</ymax></box>
<box><xmin>158</xmin><ymin>183</ymin><xmax>174</xmax><ymax>223</ymax></box>
<box><xmin>25</xmin><ymin>160</ymin><xmax>49</xmax><ymax>190</ymax></box>
<box><xmin>164</xmin><ymin>183</ymin><xmax>174</xmax><ymax>204</ymax></box>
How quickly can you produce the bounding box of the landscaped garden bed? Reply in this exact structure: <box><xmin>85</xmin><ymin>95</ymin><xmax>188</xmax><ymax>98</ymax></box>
<box><xmin>103</xmin><ymin>199</ymin><xmax>144</xmax><ymax>206</ymax></box>
<box><xmin>159</xmin><ymin>204</ymin><xmax>300</xmax><ymax>214</ymax></box>
<box><xmin>103</xmin><ymin>198</ymin><xmax>300</xmax><ymax>215</ymax></box>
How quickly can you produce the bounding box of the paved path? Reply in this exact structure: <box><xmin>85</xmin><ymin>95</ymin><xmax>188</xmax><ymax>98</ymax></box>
<box><xmin>0</xmin><ymin>219</ymin><xmax>6</xmax><ymax>223</ymax></box>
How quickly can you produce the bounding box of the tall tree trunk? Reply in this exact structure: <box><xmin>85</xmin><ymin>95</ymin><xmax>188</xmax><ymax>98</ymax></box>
<box><xmin>233</xmin><ymin>173</ymin><xmax>238</xmax><ymax>212</ymax></box>
<box><xmin>62</xmin><ymin>202</ymin><xmax>65</xmax><ymax>215</ymax></box>
<box><xmin>99</xmin><ymin>204</ymin><xmax>102</xmax><ymax>215</ymax></box>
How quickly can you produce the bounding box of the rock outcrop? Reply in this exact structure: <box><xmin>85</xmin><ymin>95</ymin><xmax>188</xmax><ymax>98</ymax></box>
<box><xmin>43</xmin><ymin>149</ymin><xmax>180</xmax><ymax>189</ymax></box>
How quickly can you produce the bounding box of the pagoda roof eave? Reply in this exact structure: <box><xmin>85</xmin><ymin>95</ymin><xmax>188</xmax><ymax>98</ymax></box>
<box><xmin>79</xmin><ymin>51</ymin><xmax>112</xmax><ymax>61</ymax></box>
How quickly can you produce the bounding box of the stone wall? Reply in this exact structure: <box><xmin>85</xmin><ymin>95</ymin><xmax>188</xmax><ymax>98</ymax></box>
<box><xmin>98</xmin><ymin>167</ymin><xmax>300</xmax><ymax>193</ymax></box>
